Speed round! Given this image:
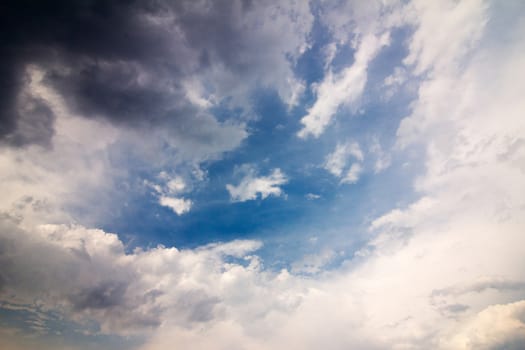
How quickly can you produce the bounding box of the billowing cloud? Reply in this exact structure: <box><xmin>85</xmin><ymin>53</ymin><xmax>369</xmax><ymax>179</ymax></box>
<box><xmin>447</xmin><ymin>300</ymin><xmax>525</xmax><ymax>349</ymax></box>
<box><xmin>0</xmin><ymin>217</ymin><xmax>265</xmax><ymax>336</ymax></box>
<box><xmin>148</xmin><ymin>173</ymin><xmax>193</xmax><ymax>215</ymax></box>
<box><xmin>1</xmin><ymin>1</ymin><xmax>525</xmax><ymax>350</ymax></box>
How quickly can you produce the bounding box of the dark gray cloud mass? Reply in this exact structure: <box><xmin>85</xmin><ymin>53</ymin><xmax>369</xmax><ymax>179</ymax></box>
<box><xmin>0</xmin><ymin>0</ymin><xmax>309</xmax><ymax>147</ymax></box>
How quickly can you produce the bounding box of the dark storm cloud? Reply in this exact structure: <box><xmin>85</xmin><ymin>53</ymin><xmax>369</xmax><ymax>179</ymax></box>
<box><xmin>1</xmin><ymin>0</ymin><xmax>167</xmax><ymax>144</ymax></box>
<box><xmin>0</xmin><ymin>0</ymin><xmax>308</xmax><ymax>147</ymax></box>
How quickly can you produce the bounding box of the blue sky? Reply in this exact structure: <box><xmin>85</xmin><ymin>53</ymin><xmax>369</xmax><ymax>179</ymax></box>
<box><xmin>97</xmin><ymin>22</ymin><xmax>418</xmax><ymax>256</ymax></box>
<box><xmin>1</xmin><ymin>1</ymin><xmax>525</xmax><ymax>349</ymax></box>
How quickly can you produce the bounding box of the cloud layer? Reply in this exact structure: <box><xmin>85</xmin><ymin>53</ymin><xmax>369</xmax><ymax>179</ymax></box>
<box><xmin>1</xmin><ymin>0</ymin><xmax>525</xmax><ymax>349</ymax></box>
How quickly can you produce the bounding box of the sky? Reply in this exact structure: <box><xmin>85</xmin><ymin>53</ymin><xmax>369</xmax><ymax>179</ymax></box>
<box><xmin>0</xmin><ymin>0</ymin><xmax>525</xmax><ymax>349</ymax></box>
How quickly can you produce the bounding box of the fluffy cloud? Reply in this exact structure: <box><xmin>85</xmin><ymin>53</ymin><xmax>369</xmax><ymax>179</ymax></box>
<box><xmin>158</xmin><ymin>196</ymin><xmax>192</xmax><ymax>215</ymax></box>
<box><xmin>1</xmin><ymin>1</ymin><xmax>525</xmax><ymax>350</ymax></box>
<box><xmin>0</xmin><ymin>217</ymin><xmax>267</xmax><ymax>336</ymax></box>
<box><xmin>149</xmin><ymin>173</ymin><xmax>193</xmax><ymax>215</ymax></box>
<box><xmin>447</xmin><ymin>300</ymin><xmax>525</xmax><ymax>349</ymax></box>
<box><xmin>226</xmin><ymin>168</ymin><xmax>288</xmax><ymax>202</ymax></box>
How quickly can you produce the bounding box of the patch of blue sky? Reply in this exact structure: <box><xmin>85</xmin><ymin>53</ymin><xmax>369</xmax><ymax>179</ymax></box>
<box><xmin>94</xmin><ymin>20</ymin><xmax>424</xmax><ymax>269</ymax></box>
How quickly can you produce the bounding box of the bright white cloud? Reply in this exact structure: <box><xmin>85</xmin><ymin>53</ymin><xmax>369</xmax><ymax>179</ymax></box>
<box><xmin>151</xmin><ymin>174</ymin><xmax>192</xmax><ymax>215</ymax></box>
<box><xmin>403</xmin><ymin>0</ymin><xmax>488</xmax><ymax>75</ymax></box>
<box><xmin>226</xmin><ymin>168</ymin><xmax>288</xmax><ymax>202</ymax></box>
<box><xmin>159</xmin><ymin>196</ymin><xmax>192</xmax><ymax>215</ymax></box>
<box><xmin>298</xmin><ymin>33</ymin><xmax>390</xmax><ymax>138</ymax></box>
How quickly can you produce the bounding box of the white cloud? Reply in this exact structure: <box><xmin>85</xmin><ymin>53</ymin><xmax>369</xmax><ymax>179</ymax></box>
<box><xmin>298</xmin><ymin>33</ymin><xmax>390</xmax><ymax>138</ymax></box>
<box><xmin>151</xmin><ymin>174</ymin><xmax>192</xmax><ymax>215</ymax></box>
<box><xmin>323</xmin><ymin>42</ymin><xmax>338</xmax><ymax>69</ymax></box>
<box><xmin>341</xmin><ymin>163</ymin><xmax>362</xmax><ymax>184</ymax></box>
<box><xmin>226</xmin><ymin>168</ymin><xmax>288</xmax><ymax>202</ymax></box>
<box><xmin>446</xmin><ymin>300</ymin><xmax>525</xmax><ymax>349</ymax></box>
<box><xmin>324</xmin><ymin>141</ymin><xmax>364</xmax><ymax>184</ymax></box>
<box><xmin>2</xmin><ymin>2</ymin><xmax>525</xmax><ymax>350</ymax></box>
<box><xmin>159</xmin><ymin>196</ymin><xmax>192</xmax><ymax>215</ymax></box>
<box><xmin>0</xmin><ymin>218</ymin><xmax>267</xmax><ymax>336</ymax></box>
<box><xmin>402</xmin><ymin>0</ymin><xmax>488</xmax><ymax>75</ymax></box>
<box><xmin>384</xmin><ymin>67</ymin><xmax>407</xmax><ymax>87</ymax></box>
<box><xmin>166</xmin><ymin>176</ymin><xmax>186</xmax><ymax>193</ymax></box>
<box><xmin>324</xmin><ymin>141</ymin><xmax>363</xmax><ymax>177</ymax></box>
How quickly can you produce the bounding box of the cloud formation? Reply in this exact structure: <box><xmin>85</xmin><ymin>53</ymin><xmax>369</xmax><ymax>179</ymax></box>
<box><xmin>227</xmin><ymin>167</ymin><xmax>288</xmax><ymax>202</ymax></box>
<box><xmin>298</xmin><ymin>34</ymin><xmax>390</xmax><ymax>138</ymax></box>
<box><xmin>1</xmin><ymin>1</ymin><xmax>525</xmax><ymax>350</ymax></box>
<box><xmin>324</xmin><ymin>141</ymin><xmax>364</xmax><ymax>184</ymax></box>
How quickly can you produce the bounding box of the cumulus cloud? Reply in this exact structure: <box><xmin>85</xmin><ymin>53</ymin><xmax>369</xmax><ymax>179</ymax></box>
<box><xmin>0</xmin><ymin>217</ymin><xmax>267</xmax><ymax>335</ymax></box>
<box><xmin>447</xmin><ymin>300</ymin><xmax>525</xmax><ymax>349</ymax></box>
<box><xmin>226</xmin><ymin>168</ymin><xmax>288</xmax><ymax>202</ymax></box>
<box><xmin>1</xmin><ymin>1</ymin><xmax>525</xmax><ymax>350</ymax></box>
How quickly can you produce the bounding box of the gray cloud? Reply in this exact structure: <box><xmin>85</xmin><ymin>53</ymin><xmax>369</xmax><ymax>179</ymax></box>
<box><xmin>0</xmin><ymin>0</ymin><xmax>311</xmax><ymax>148</ymax></box>
<box><xmin>0</xmin><ymin>215</ymin><xmax>266</xmax><ymax>335</ymax></box>
<box><xmin>70</xmin><ymin>281</ymin><xmax>128</xmax><ymax>311</ymax></box>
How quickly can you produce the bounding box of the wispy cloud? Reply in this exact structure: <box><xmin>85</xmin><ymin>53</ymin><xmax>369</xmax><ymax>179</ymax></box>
<box><xmin>324</xmin><ymin>141</ymin><xmax>364</xmax><ymax>184</ymax></box>
<box><xmin>298</xmin><ymin>33</ymin><xmax>390</xmax><ymax>138</ymax></box>
<box><xmin>226</xmin><ymin>167</ymin><xmax>288</xmax><ymax>202</ymax></box>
